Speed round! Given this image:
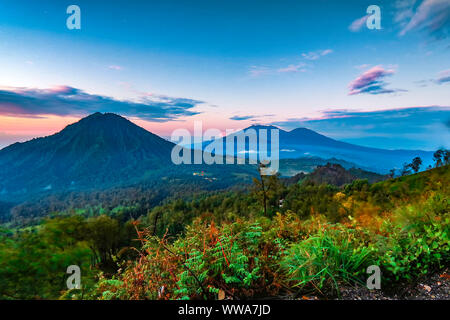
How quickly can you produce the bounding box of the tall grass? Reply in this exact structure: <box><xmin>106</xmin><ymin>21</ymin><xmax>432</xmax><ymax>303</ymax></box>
<box><xmin>281</xmin><ymin>227</ymin><xmax>373</xmax><ymax>296</ymax></box>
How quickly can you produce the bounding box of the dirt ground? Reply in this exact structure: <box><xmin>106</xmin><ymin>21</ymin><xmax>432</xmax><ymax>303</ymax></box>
<box><xmin>336</xmin><ymin>268</ymin><xmax>450</xmax><ymax>300</ymax></box>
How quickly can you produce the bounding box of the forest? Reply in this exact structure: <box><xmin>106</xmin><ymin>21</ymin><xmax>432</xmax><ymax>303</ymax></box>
<box><xmin>0</xmin><ymin>159</ymin><xmax>448</xmax><ymax>300</ymax></box>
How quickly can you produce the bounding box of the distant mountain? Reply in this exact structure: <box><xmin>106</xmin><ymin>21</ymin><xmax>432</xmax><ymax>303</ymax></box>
<box><xmin>278</xmin><ymin>157</ymin><xmax>359</xmax><ymax>177</ymax></box>
<box><xmin>0</xmin><ymin>113</ymin><xmax>255</xmax><ymax>201</ymax></box>
<box><xmin>307</xmin><ymin>163</ymin><xmax>388</xmax><ymax>186</ymax></box>
<box><xmin>202</xmin><ymin>125</ymin><xmax>434</xmax><ymax>173</ymax></box>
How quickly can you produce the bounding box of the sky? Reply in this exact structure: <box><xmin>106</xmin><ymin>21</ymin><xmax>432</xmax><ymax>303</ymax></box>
<box><xmin>0</xmin><ymin>0</ymin><xmax>449</xmax><ymax>150</ymax></box>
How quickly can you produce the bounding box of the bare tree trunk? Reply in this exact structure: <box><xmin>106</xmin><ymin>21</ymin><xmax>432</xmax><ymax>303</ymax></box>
<box><xmin>258</xmin><ymin>164</ymin><xmax>267</xmax><ymax>216</ymax></box>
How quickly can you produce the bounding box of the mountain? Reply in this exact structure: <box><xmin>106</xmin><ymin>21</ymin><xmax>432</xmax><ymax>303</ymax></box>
<box><xmin>0</xmin><ymin>113</ymin><xmax>175</xmax><ymax>197</ymax></box>
<box><xmin>282</xmin><ymin>163</ymin><xmax>388</xmax><ymax>186</ymax></box>
<box><xmin>307</xmin><ymin>163</ymin><xmax>387</xmax><ymax>186</ymax></box>
<box><xmin>202</xmin><ymin>125</ymin><xmax>434</xmax><ymax>173</ymax></box>
<box><xmin>278</xmin><ymin>157</ymin><xmax>360</xmax><ymax>177</ymax></box>
<box><xmin>0</xmin><ymin>113</ymin><xmax>434</xmax><ymax>202</ymax></box>
<box><xmin>0</xmin><ymin>113</ymin><xmax>259</xmax><ymax>202</ymax></box>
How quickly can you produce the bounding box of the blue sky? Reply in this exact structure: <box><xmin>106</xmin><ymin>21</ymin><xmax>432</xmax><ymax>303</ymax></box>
<box><xmin>0</xmin><ymin>0</ymin><xmax>449</xmax><ymax>150</ymax></box>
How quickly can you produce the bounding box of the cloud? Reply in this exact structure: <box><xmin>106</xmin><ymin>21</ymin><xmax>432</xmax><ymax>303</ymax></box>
<box><xmin>230</xmin><ymin>115</ymin><xmax>257</xmax><ymax>121</ymax></box>
<box><xmin>0</xmin><ymin>85</ymin><xmax>203</xmax><ymax>122</ymax></box>
<box><xmin>277</xmin><ymin>63</ymin><xmax>306</xmax><ymax>73</ymax></box>
<box><xmin>355</xmin><ymin>64</ymin><xmax>371</xmax><ymax>70</ymax></box>
<box><xmin>230</xmin><ymin>114</ymin><xmax>274</xmax><ymax>121</ymax></box>
<box><xmin>436</xmin><ymin>69</ymin><xmax>450</xmax><ymax>84</ymax></box>
<box><xmin>348</xmin><ymin>66</ymin><xmax>405</xmax><ymax>95</ymax></box>
<box><xmin>349</xmin><ymin>15</ymin><xmax>369</xmax><ymax>32</ymax></box>
<box><xmin>396</xmin><ymin>0</ymin><xmax>450</xmax><ymax>39</ymax></box>
<box><xmin>248</xmin><ymin>48</ymin><xmax>332</xmax><ymax>78</ymax></box>
<box><xmin>248</xmin><ymin>66</ymin><xmax>271</xmax><ymax>77</ymax></box>
<box><xmin>416</xmin><ymin>69</ymin><xmax>450</xmax><ymax>86</ymax></box>
<box><xmin>249</xmin><ymin>49</ymin><xmax>331</xmax><ymax>77</ymax></box>
<box><xmin>108</xmin><ymin>65</ymin><xmax>123</xmax><ymax>70</ymax></box>
<box><xmin>249</xmin><ymin>62</ymin><xmax>307</xmax><ymax>77</ymax></box>
<box><xmin>301</xmin><ymin>49</ymin><xmax>333</xmax><ymax>61</ymax></box>
<box><xmin>271</xmin><ymin>106</ymin><xmax>450</xmax><ymax>150</ymax></box>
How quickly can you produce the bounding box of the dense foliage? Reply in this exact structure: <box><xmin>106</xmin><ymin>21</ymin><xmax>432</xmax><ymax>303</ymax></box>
<box><xmin>0</xmin><ymin>165</ymin><xmax>448</xmax><ymax>299</ymax></box>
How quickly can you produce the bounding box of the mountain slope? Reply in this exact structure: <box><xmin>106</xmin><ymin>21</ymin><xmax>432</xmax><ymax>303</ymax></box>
<box><xmin>0</xmin><ymin>113</ymin><xmax>175</xmax><ymax>197</ymax></box>
<box><xmin>283</xmin><ymin>163</ymin><xmax>388</xmax><ymax>186</ymax></box>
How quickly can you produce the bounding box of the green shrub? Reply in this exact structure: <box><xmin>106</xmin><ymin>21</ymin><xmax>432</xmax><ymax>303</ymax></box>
<box><xmin>376</xmin><ymin>204</ymin><xmax>449</xmax><ymax>283</ymax></box>
<box><xmin>281</xmin><ymin>226</ymin><xmax>373</xmax><ymax>295</ymax></box>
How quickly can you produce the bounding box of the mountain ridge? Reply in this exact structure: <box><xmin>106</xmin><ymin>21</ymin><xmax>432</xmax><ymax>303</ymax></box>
<box><xmin>210</xmin><ymin>124</ymin><xmax>434</xmax><ymax>172</ymax></box>
<box><xmin>0</xmin><ymin>113</ymin><xmax>259</xmax><ymax>201</ymax></box>
<box><xmin>0</xmin><ymin>113</ymin><xmax>434</xmax><ymax>201</ymax></box>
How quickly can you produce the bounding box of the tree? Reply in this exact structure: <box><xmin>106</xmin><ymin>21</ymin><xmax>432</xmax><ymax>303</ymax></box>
<box><xmin>433</xmin><ymin>149</ymin><xmax>444</xmax><ymax>167</ymax></box>
<box><xmin>400</xmin><ymin>163</ymin><xmax>411</xmax><ymax>176</ymax></box>
<box><xmin>86</xmin><ymin>215</ymin><xmax>121</xmax><ymax>271</ymax></box>
<box><xmin>444</xmin><ymin>150</ymin><xmax>450</xmax><ymax>165</ymax></box>
<box><xmin>409</xmin><ymin>157</ymin><xmax>422</xmax><ymax>173</ymax></box>
<box><xmin>252</xmin><ymin>163</ymin><xmax>283</xmax><ymax>216</ymax></box>
<box><xmin>253</xmin><ymin>163</ymin><xmax>269</xmax><ymax>216</ymax></box>
<box><xmin>388</xmin><ymin>168</ymin><xmax>396</xmax><ymax>179</ymax></box>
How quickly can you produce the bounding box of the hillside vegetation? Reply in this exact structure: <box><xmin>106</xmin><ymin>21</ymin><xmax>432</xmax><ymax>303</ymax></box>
<box><xmin>0</xmin><ymin>165</ymin><xmax>448</xmax><ymax>299</ymax></box>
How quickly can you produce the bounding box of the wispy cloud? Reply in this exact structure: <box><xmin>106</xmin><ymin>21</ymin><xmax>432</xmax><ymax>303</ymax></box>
<box><xmin>248</xmin><ymin>65</ymin><xmax>271</xmax><ymax>77</ymax></box>
<box><xmin>249</xmin><ymin>63</ymin><xmax>307</xmax><ymax>77</ymax></box>
<box><xmin>230</xmin><ymin>115</ymin><xmax>257</xmax><ymax>121</ymax></box>
<box><xmin>249</xmin><ymin>49</ymin><xmax>331</xmax><ymax>77</ymax></box>
<box><xmin>277</xmin><ymin>63</ymin><xmax>306</xmax><ymax>73</ymax></box>
<box><xmin>348</xmin><ymin>65</ymin><xmax>405</xmax><ymax>95</ymax></box>
<box><xmin>436</xmin><ymin>69</ymin><xmax>450</xmax><ymax>84</ymax></box>
<box><xmin>396</xmin><ymin>0</ymin><xmax>450</xmax><ymax>39</ymax></box>
<box><xmin>108</xmin><ymin>65</ymin><xmax>123</xmax><ymax>71</ymax></box>
<box><xmin>348</xmin><ymin>15</ymin><xmax>369</xmax><ymax>32</ymax></box>
<box><xmin>271</xmin><ymin>106</ymin><xmax>450</xmax><ymax>150</ymax></box>
<box><xmin>355</xmin><ymin>64</ymin><xmax>371</xmax><ymax>70</ymax></box>
<box><xmin>301</xmin><ymin>49</ymin><xmax>333</xmax><ymax>61</ymax></box>
<box><xmin>0</xmin><ymin>85</ymin><xmax>203</xmax><ymax>122</ymax></box>
<box><xmin>415</xmin><ymin>68</ymin><xmax>450</xmax><ymax>86</ymax></box>
<box><xmin>230</xmin><ymin>114</ymin><xmax>275</xmax><ymax>121</ymax></box>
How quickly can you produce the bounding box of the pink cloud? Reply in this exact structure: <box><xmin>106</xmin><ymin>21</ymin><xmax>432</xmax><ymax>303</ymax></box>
<box><xmin>348</xmin><ymin>66</ymin><xmax>400</xmax><ymax>95</ymax></box>
<box><xmin>348</xmin><ymin>15</ymin><xmax>369</xmax><ymax>32</ymax></box>
<box><xmin>48</xmin><ymin>85</ymin><xmax>78</xmax><ymax>94</ymax></box>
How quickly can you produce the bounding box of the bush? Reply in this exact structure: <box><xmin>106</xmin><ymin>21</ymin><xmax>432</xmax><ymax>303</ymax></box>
<box><xmin>281</xmin><ymin>226</ymin><xmax>373</xmax><ymax>296</ymax></box>
<box><xmin>375</xmin><ymin>200</ymin><xmax>449</xmax><ymax>283</ymax></box>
